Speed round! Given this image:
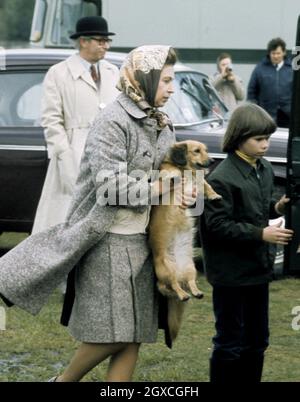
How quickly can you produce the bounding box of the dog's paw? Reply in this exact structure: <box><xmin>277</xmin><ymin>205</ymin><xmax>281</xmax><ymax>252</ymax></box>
<box><xmin>157</xmin><ymin>283</ymin><xmax>178</xmax><ymax>298</ymax></box>
<box><xmin>180</xmin><ymin>294</ymin><xmax>190</xmax><ymax>302</ymax></box>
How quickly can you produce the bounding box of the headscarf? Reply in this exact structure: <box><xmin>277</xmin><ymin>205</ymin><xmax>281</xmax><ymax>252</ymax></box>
<box><xmin>117</xmin><ymin>45</ymin><xmax>173</xmax><ymax>130</ymax></box>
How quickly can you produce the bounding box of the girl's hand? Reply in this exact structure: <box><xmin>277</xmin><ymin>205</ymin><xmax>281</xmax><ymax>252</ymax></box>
<box><xmin>275</xmin><ymin>195</ymin><xmax>290</xmax><ymax>215</ymax></box>
<box><xmin>174</xmin><ymin>182</ymin><xmax>197</xmax><ymax>209</ymax></box>
<box><xmin>262</xmin><ymin>220</ymin><xmax>294</xmax><ymax>245</ymax></box>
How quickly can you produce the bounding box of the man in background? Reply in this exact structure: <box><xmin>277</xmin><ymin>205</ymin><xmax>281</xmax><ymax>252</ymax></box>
<box><xmin>211</xmin><ymin>53</ymin><xmax>244</xmax><ymax>112</ymax></box>
<box><xmin>32</xmin><ymin>16</ymin><xmax>119</xmax><ymax>234</ymax></box>
<box><xmin>247</xmin><ymin>37</ymin><xmax>293</xmax><ymax>128</ymax></box>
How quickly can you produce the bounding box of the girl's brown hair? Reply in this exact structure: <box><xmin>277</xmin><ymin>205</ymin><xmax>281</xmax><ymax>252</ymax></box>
<box><xmin>222</xmin><ymin>103</ymin><xmax>277</xmax><ymax>153</ymax></box>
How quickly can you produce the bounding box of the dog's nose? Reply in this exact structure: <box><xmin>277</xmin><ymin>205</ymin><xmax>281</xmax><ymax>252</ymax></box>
<box><xmin>201</xmin><ymin>158</ymin><xmax>215</xmax><ymax>168</ymax></box>
<box><xmin>208</xmin><ymin>158</ymin><xmax>215</xmax><ymax>165</ymax></box>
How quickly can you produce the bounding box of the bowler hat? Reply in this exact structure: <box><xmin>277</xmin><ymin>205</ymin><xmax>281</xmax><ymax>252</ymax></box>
<box><xmin>69</xmin><ymin>16</ymin><xmax>115</xmax><ymax>39</ymax></box>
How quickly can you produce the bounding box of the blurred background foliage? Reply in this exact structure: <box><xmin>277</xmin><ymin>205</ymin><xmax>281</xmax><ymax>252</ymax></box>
<box><xmin>0</xmin><ymin>0</ymin><xmax>35</xmax><ymax>46</ymax></box>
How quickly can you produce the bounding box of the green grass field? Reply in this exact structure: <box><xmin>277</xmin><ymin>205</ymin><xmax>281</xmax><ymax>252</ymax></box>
<box><xmin>1</xmin><ymin>233</ymin><xmax>300</xmax><ymax>382</ymax></box>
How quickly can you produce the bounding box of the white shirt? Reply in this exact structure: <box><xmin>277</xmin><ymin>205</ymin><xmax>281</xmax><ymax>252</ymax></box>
<box><xmin>78</xmin><ymin>54</ymin><xmax>100</xmax><ymax>75</ymax></box>
<box><xmin>275</xmin><ymin>61</ymin><xmax>284</xmax><ymax>71</ymax></box>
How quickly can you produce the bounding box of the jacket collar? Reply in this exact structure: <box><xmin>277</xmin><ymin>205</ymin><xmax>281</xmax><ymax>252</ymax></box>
<box><xmin>117</xmin><ymin>93</ymin><xmax>149</xmax><ymax>120</ymax></box>
<box><xmin>262</xmin><ymin>55</ymin><xmax>292</xmax><ymax>67</ymax></box>
<box><xmin>228</xmin><ymin>152</ymin><xmax>268</xmax><ymax>178</ymax></box>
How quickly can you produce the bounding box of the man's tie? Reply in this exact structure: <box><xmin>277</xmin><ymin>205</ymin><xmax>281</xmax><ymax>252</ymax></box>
<box><xmin>90</xmin><ymin>64</ymin><xmax>99</xmax><ymax>83</ymax></box>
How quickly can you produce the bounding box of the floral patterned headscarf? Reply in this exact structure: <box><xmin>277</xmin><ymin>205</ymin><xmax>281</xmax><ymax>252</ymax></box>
<box><xmin>117</xmin><ymin>45</ymin><xmax>173</xmax><ymax>130</ymax></box>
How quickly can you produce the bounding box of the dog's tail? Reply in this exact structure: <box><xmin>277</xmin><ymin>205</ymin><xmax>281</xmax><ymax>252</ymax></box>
<box><xmin>167</xmin><ymin>298</ymin><xmax>186</xmax><ymax>342</ymax></box>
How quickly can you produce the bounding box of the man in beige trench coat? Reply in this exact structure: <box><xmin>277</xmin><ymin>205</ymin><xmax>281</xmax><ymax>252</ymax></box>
<box><xmin>32</xmin><ymin>16</ymin><xmax>119</xmax><ymax>234</ymax></box>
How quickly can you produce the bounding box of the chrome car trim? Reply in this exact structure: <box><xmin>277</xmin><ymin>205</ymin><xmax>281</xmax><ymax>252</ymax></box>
<box><xmin>208</xmin><ymin>152</ymin><xmax>226</xmax><ymax>160</ymax></box>
<box><xmin>174</xmin><ymin>118</ymin><xmax>223</xmax><ymax>128</ymax></box>
<box><xmin>265</xmin><ymin>156</ymin><xmax>287</xmax><ymax>164</ymax></box>
<box><xmin>208</xmin><ymin>153</ymin><xmax>287</xmax><ymax>164</ymax></box>
<box><xmin>0</xmin><ymin>145</ymin><xmax>46</xmax><ymax>152</ymax></box>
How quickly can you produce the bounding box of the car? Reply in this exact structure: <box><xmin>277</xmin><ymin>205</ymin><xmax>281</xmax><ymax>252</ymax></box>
<box><xmin>0</xmin><ymin>48</ymin><xmax>290</xmax><ymax>271</ymax></box>
<box><xmin>0</xmin><ymin>48</ymin><xmax>126</xmax><ymax>234</ymax></box>
<box><xmin>163</xmin><ymin>64</ymin><xmax>288</xmax><ymax>197</ymax></box>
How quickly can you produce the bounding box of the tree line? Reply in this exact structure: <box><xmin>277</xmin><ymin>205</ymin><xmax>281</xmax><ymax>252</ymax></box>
<box><xmin>0</xmin><ymin>0</ymin><xmax>35</xmax><ymax>45</ymax></box>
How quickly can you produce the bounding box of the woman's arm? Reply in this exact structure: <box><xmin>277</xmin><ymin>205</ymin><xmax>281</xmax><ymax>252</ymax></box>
<box><xmin>84</xmin><ymin>116</ymin><xmax>154</xmax><ymax>209</ymax></box>
<box><xmin>229</xmin><ymin>76</ymin><xmax>245</xmax><ymax>101</ymax></box>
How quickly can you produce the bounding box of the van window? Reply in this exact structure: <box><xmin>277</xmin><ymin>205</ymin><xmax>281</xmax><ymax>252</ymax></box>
<box><xmin>30</xmin><ymin>0</ymin><xmax>47</xmax><ymax>43</ymax></box>
<box><xmin>51</xmin><ymin>0</ymin><xmax>99</xmax><ymax>46</ymax></box>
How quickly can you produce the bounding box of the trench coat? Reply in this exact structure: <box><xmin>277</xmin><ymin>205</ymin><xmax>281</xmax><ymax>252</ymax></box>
<box><xmin>0</xmin><ymin>93</ymin><xmax>175</xmax><ymax>334</ymax></box>
<box><xmin>32</xmin><ymin>53</ymin><xmax>120</xmax><ymax>234</ymax></box>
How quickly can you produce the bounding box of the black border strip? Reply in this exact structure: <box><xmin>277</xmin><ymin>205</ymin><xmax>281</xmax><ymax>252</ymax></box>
<box><xmin>111</xmin><ymin>47</ymin><xmax>293</xmax><ymax>64</ymax></box>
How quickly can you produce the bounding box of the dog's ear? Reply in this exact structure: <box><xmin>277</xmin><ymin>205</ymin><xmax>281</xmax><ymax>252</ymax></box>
<box><xmin>169</xmin><ymin>143</ymin><xmax>188</xmax><ymax>166</ymax></box>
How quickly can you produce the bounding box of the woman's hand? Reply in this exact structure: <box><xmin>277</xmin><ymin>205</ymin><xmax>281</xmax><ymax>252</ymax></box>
<box><xmin>262</xmin><ymin>220</ymin><xmax>294</xmax><ymax>245</ymax></box>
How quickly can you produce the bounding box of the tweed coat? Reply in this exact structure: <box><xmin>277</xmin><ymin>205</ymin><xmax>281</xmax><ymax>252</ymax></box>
<box><xmin>32</xmin><ymin>53</ymin><xmax>120</xmax><ymax>234</ymax></box>
<box><xmin>0</xmin><ymin>93</ymin><xmax>176</xmax><ymax>321</ymax></box>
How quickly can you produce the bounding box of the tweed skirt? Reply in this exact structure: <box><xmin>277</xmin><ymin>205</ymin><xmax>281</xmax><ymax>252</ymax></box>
<box><xmin>67</xmin><ymin>233</ymin><xmax>159</xmax><ymax>343</ymax></box>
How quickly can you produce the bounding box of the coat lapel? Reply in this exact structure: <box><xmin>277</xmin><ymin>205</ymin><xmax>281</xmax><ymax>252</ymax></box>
<box><xmin>66</xmin><ymin>54</ymin><xmax>98</xmax><ymax>91</ymax></box>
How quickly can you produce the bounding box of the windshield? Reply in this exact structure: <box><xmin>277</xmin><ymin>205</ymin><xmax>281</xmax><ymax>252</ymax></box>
<box><xmin>163</xmin><ymin>71</ymin><xmax>228</xmax><ymax>125</ymax></box>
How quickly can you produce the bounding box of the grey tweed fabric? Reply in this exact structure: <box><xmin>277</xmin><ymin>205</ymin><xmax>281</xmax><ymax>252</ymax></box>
<box><xmin>0</xmin><ymin>93</ymin><xmax>175</xmax><ymax>342</ymax></box>
<box><xmin>68</xmin><ymin>233</ymin><xmax>158</xmax><ymax>343</ymax></box>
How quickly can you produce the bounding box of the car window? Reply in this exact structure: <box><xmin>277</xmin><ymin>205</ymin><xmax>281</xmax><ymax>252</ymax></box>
<box><xmin>17</xmin><ymin>83</ymin><xmax>43</xmax><ymax>123</ymax></box>
<box><xmin>163</xmin><ymin>71</ymin><xmax>228</xmax><ymax>125</ymax></box>
<box><xmin>0</xmin><ymin>71</ymin><xmax>45</xmax><ymax>127</ymax></box>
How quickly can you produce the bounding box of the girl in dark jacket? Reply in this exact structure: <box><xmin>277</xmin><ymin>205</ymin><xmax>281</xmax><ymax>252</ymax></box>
<box><xmin>200</xmin><ymin>103</ymin><xmax>293</xmax><ymax>382</ymax></box>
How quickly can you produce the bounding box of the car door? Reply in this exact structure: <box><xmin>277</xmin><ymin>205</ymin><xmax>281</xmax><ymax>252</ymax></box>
<box><xmin>284</xmin><ymin>15</ymin><xmax>300</xmax><ymax>274</ymax></box>
<box><xmin>0</xmin><ymin>66</ymin><xmax>48</xmax><ymax>233</ymax></box>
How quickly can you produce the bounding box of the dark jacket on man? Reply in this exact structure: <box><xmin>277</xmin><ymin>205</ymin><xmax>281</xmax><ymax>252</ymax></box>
<box><xmin>247</xmin><ymin>56</ymin><xmax>293</xmax><ymax>121</ymax></box>
<box><xmin>200</xmin><ymin>153</ymin><xmax>281</xmax><ymax>287</ymax></box>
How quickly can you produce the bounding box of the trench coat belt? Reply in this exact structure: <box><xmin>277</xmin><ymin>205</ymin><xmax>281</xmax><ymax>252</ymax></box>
<box><xmin>64</xmin><ymin>118</ymin><xmax>93</xmax><ymax>130</ymax></box>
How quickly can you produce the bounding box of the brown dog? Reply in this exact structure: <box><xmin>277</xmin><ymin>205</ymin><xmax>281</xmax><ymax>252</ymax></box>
<box><xmin>149</xmin><ymin>140</ymin><xmax>221</xmax><ymax>342</ymax></box>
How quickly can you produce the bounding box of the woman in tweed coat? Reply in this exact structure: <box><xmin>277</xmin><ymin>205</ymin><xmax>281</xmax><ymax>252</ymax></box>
<box><xmin>0</xmin><ymin>45</ymin><xmax>187</xmax><ymax>382</ymax></box>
